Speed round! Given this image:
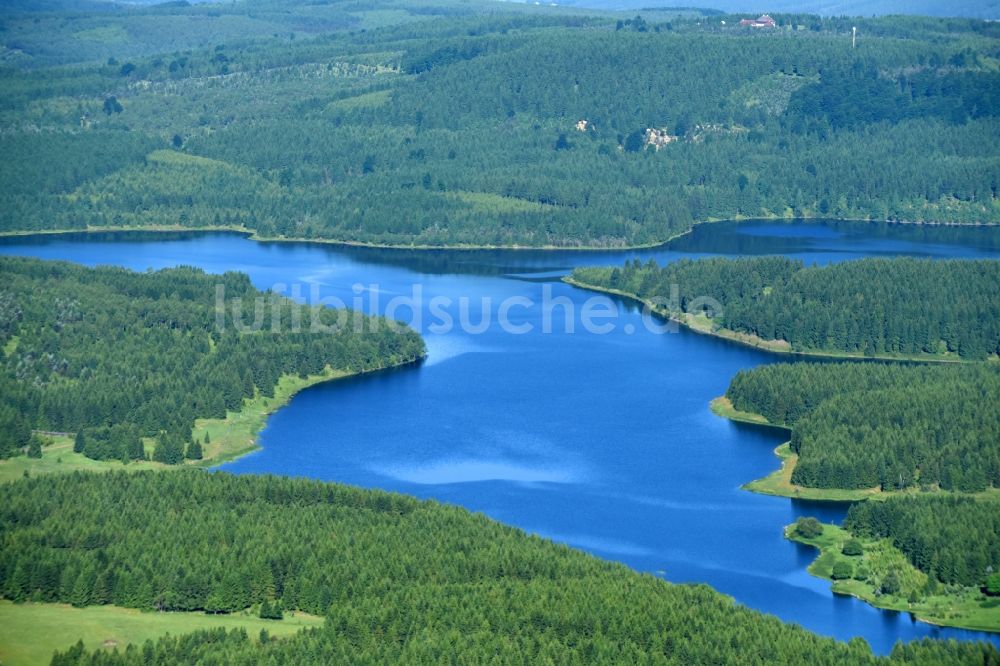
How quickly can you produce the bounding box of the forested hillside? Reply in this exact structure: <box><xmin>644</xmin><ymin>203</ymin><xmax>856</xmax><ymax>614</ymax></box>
<box><xmin>0</xmin><ymin>471</ymin><xmax>994</xmax><ymax>665</ymax></box>
<box><xmin>1</xmin><ymin>2</ymin><xmax>998</xmax><ymax>246</ymax></box>
<box><xmin>844</xmin><ymin>496</ymin><xmax>1000</xmax><ymax>588</ymax></box>
<box><xmin>571</xmin><ymin>257</ymin><xmax>1000</xmax><ymax>359</ymax></box>
<box><xmin>725</xmin><ymin>362</ymin><xmax>1000</xmax><ymax>491</ymax></box>
<box><xmin>0</xmin><ymin>257</ymin><xmax>424</xmax><ymax>461</ymax></box>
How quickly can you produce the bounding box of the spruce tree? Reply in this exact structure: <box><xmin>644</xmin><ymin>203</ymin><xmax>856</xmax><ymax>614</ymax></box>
<box><xmin>152</xmin><ymin>433</ymin><xmax>184</xmax><ymax>465</ymax></box>
<box><xmin>128</xmin><ymin>437</ymin><xmax>146</xmax><ymax>461</ymax></box>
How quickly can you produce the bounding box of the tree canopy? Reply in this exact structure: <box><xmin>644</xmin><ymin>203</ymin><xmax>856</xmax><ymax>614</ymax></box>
<box><xmin>0</xmin><ymin>257</ymin><xmax>424</xmax><ymax>460</ymax></box>
<box><xmin>572</xmin><ymin>257</ymin><xmax>1000</xmax><ymax>359</ymax></box>
<box><xmin>845</xmin><ymin>496</ymin><xmax>1000</xmax><ymax>588</ymax></box>
<box><xmin>0</xmin><ymin>471</ymin><xmax>992</xmax><ymax>665</ymax></box>
<box><xmin>1</xmin><ymin>7</ymin><xmax>997</xmax><ymax>247</ymax></box>
<box><xmin>725</xmin><ymin>362</ymin><xmax>1000</xmax><ymax>491</ymax></box>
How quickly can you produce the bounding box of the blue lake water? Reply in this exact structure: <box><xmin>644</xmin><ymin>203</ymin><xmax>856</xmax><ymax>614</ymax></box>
<box><xmin>3</xmin><ymin>219</ymin><xmax>999</xmax><ymax>653</ymax></box>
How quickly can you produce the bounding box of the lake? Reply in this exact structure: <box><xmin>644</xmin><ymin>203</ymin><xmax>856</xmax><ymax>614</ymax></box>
<box><xmin>3</xmin><ymin>219</ymin><xmax>999</xmax><ymax>653</ymax></box>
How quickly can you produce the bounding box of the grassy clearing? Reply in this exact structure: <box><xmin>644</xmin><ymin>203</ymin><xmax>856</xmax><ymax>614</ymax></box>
<box><xmin>145</xmin><ymin>149</ymin><xmax>235</xmax><ymax>169</ymax></box>
<box><xmin>325</xmin><ymin>89</ymin><xmax>392</xmax><ymax>112</ymax></box>
<box><xmin>730</xmin><ymin>72</ymin><xmax>816</xmax><ymax>116</ymax></box>
<box><xmin>0</xmin><ymin>600</ymin><xmax>323</xmax><ymax>666</ymax></box>
<box><xmin>72</xmin><ymin>25</ymin><xmax>129</xmax><ymax>43</ymax></box>
<box><xmin>788</xmin><ymin>522</ymin><xmax>1000</xmax><ymax>633</ymax></box>
<box><xmin>3</xmin><ymin>335</ymin><xmax>19</xmax><ymax>356</ymax></box>
<box><xmin>0</xmin><ymin>437</ymin><xmax>163</xmax><ymax>485</ymax></box>
<box><xmin>0</xmin><ymin>367</ymin><xmax>356</xmax><ymax>483</ymax></box>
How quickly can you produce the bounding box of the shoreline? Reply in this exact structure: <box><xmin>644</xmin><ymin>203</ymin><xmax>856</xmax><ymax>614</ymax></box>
<box><xmin>0</xmin><ymin>356</ymin><xmax>424</xmax><ymax>484</ymax></box>
<box><xmin>195</xmin><ymin>356</ymin><xmax>424</xmax><ymax>469</ymax></box>
<box><xmin>713</xmin><ymin>394</ymin><xmax>1000</xmax><ymax>632</ymax></box>
<box><xmin>563</xmin><ymin>277</ymin><xmax>965</xmax><ymax>364</ymax></box>
<box><xmin>787</xmin><ymin>522</ymin><xmax>1000</xmax><ymax>634</ymax></box>
<box><xmin>708</xmin><ymin>397</ymin><xmax>885</xmax><ymax>501</ymax></box>
<box><xmin>709</xmin><ymin>397</ymin><xmax>1000</xmax><ymax>503</ymax></box>
<box><xmin>0</xmin><ymin>224</ymin><xmax>672</xmax><ymax>252</ymax></box>
<box><xmin>1</xmin><ymin>215</ymin><xmax>996</xmax><ymax>253</ymax></box>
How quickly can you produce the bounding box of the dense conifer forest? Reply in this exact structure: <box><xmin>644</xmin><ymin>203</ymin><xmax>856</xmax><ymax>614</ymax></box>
<box><xmin>571</xmin><ymin>257</ymin><xmax>1000</xmax><ymax>359</ymax></box>
<box><xmin>0</xmin><ymin>257</ymin><xmax>425</xmax><ymax>460</ymax></box>
<box><xmin>844</xmin><ymin>496</ymin><xmax>1000</xmax><ymax>588</ymax></box>
<box><xmin>725</xmin><ymin>362</ymin><xmax>1000</xmax><ymax>491</ymax></box>
<box><xmin>1</xmin><ymin>1</ymin><xmax>998</xmax><ymax>246</ymax></box>
<box><xmin>0</xmin><ymin>471</ymin><xmax>995</xmax><ymax>665</ymax></box>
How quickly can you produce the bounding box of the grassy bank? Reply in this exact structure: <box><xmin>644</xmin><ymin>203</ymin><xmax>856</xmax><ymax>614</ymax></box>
<box><xmin>0</xmin><ymin>600</ymin><xmax>324</xmax><ymax>666</ymax></box>
<box><xmin>0</xmin><ymin>365</ymin><xmax>408</xmax><ymax>484</ymax></box>
<box><xmin>787</xmin><ymin>522</ymin><xmax>1000</xmax><ymax>633</ymax></box>
<box><xmin>188</xmin><ymin>366</ymin><xmax>356</xmax><ymax>468</ymax></box>
<box><xmin>710</xmin><ymin>396</ymin><xmax>883</xmax><ymax>500</ymax></box>
<box><xmin>0</xmin><ymin>225</ymin><xmax>670</xmax><ymax>252</ymax></box>
<box><xmin>2</xmin><ymin>216</ymin><xmax>994</xmax><ymax>252</ymax></box>
<box><xmin>709</xmin><ymin>396</ymin><xmax>771</xmax><ymax>425</ymax></box>
<box><xmin>0</xmin><ymin>224</ymin><xmax>253</xmax><ymax>239</ymax></box>
<box><xmin>746</xmin><ymin>443</ymin><xmax>886</xmax><ymax>502</ymax></box>
<box><xmin>564</xmin><ymin>277</ymin><xmax>963</xmax><ymax>364</ymax></box>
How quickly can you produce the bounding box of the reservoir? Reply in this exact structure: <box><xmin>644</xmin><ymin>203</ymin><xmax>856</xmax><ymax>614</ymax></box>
<box><xmin>3</xmin><ymin>219</ymin><xmax>999</xmax><ymax>652</ymax></box>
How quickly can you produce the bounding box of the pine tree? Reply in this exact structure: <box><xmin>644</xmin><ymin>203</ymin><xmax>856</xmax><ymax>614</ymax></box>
<box><xmin>186</xmin><ymin>439</ymin><xmax>203</xmax><ymax>460</ymax></box>
<box><xmin>27</xmin><ymin>436</ymin><xmax>42</xmax><ymax>459</ymax></box>
<box><xmin>128</xmin><ymin>437</ymin><xmax>145</xmax><ymax>461</ymax></box>
<box><xmin>152</xmin><ymin>433</ymin><xmax>184</xmax><ymax>465</ymax></box>
<box><xmin>74</xmin><ymin>430</ymin><xmax>86</xmax><ymax>453</ymax></box>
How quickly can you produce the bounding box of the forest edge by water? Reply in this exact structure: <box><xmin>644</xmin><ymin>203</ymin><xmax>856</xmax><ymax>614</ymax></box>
<box><xmin>785</xmin><ymin>518</ymin><xmax>1000</xmax><ymax>633</ymax></box>
<box><xmin>0</xmin><ymin>362</ymin><xmax>425</xmax><ymax>485</ymax></box>
<box><xmin>563</xmin><ymin>276</ymin><xmax>969</xmax><ymax>364</ymax></box>
<box><xmin>710</xmin><ymin>396</ymin><xmax>1000</xmax><ymax>633</ymax></box>
<box><xmin>2</xmin><ymin>217</ymin><xmax>998</xmax><ymax>252</ymax></box>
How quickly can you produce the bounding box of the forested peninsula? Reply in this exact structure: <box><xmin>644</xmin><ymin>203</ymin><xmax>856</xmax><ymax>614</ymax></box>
<box><xmin>569</xmin><ymin>257</ymin><xmax>1000</xmax><ymax>360</ymax></box>
<box><xmin>787</xmin><ymin>496</ymin><xmax>1000</xmax><ymax>632</ymax></box>
<box><xmin>0</xmin><ymin>257</ymin><xmax>425</xmax><ymax>474</ymax></box>
<box><xmin>714</xmin><ymin>361</ymin><xmax>1000</xmax><ymax>631</ymax></box>
<box><xmin>1</xmin><ymin>471</ymin><xmax>997</xmax><ymax>664</ymax></box>
<box><xmin>2</xmin><ymin>6</ymin><xmax>999</xmax><ymax>247</ymax></box>
<box><xmin>721</xmin><ymin>362</ymin><xmax>1000</xmax><ymax>495</ymax></box>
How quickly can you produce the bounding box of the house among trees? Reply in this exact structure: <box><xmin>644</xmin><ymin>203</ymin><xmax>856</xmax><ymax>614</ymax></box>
<box><xmin>644</xmin><ymin>127</ymin><xmax>677</xmax><ymax>149</ymax></box>
<box><xmin>740</xmin><ymin>14</ymin><xmax>776</xmax><ymax>28</ymax></box>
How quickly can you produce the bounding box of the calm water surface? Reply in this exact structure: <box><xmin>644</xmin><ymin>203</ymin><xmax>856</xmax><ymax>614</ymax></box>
<box><xmin>3</xmin><ymin>220</ymin><xmax>999</xmax><ymax>653</ymax></box>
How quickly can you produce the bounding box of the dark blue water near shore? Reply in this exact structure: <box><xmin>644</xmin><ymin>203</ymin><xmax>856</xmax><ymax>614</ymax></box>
<box><xmin>3</xmin><ymin>220</ymin><xmax>999</xmax><ymax>653</ymax></box>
